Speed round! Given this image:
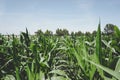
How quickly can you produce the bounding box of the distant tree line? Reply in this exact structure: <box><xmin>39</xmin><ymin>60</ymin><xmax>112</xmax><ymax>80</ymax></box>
<box><xmin>35</xmin><ymin>23</ymin><xmax>115</xmax><ymax>36</ymax></box>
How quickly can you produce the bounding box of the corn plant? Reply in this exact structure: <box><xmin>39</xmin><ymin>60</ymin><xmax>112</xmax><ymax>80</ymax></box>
<box><xmin>0</xmin><ymin>23</ymin><xmax>120</xmax><ymax>80</ymax></box>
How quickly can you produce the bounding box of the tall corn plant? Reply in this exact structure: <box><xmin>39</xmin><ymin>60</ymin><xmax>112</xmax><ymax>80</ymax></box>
<box><xmin>25</xmin><ymin>34</ymin><xmax>69</xmax><ymax>80</ymax></box>
<box><xmin>85</xmin><ymin>24</ymin><xmax>120</xmax><ymax>80</ymax></box>
<box><xmin>96</xmin><ymin>22</ymin><xmax>102</xmax><ymax>64</ymax></box>
<box><xmin>63</xmin><ymin>36</ymin><xmax>96</xmax><ymax>80</ymax></box>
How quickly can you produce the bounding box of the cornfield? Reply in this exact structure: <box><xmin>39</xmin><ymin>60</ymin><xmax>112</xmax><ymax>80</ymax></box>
<box><xmin>0</xmin><ymin>24</ymin><xmax>120</xmax><ymax>80</ymax></box>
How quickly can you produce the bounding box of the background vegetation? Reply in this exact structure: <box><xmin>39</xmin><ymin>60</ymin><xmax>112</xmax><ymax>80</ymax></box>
<box><xmin>0</xmin><ymin>23</ymin><xmax>120</xmax><ymax>80</ymax></box>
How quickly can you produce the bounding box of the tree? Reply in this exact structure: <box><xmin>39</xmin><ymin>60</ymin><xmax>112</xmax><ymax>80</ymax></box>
<box><xmin>104</xmin><ymin>24</ymin><xmax>115</xmax><ymax>35</ymax></box>
<box><xmin>35</xmin><ymin>29</ymin><xmax>44</xmax><ymax>36</ymax></box>
<box><xmin>62</xmin><ymin>29</ymin><xmax>69</xmax><ymax>35</ymax></box>
<box><xmin>56</xmin><ymin>28</ymin><xmax>63</xmax><ymax>36</ymax></box>
<box><xmin>85</xmin><ymin>32</ymin><xmax>91</xmax><ymax>36</ymax></box>
<box><xmin>44</xmin><ymin>30</ymin><xmax>53</xmax><ymax>36</ymax></box>
<box><xmin>71</xmin><ymin>32</ymin><xmax>75</xmax><ymax>36</ymax></box>
<box><xmin>92</xmin><ymin>30</ymin><xmax>97</xmax><ymax>37</ymax></box>
<box><xmin>75</xmin><ymin>31</ymin><xmax>83</xmax><ymax>36</ymax></box>
<box><xmin>55</xmin><ymin>28</ymin><xmax>69</xmax><ymax>36</ymax></box>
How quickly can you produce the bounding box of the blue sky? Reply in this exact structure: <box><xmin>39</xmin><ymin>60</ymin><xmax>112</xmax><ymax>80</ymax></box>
<box><xmin>0</xmin><ymin>0</ymin><xmax>120</xmax><ymax>34</ymax></box>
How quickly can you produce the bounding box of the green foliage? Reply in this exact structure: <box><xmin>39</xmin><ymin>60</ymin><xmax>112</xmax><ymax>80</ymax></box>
<box><xmin>56</xmin><ymin>28</ymin><xmax>69</xmax><ymax>36</ymax></box>
<box><xmin>44</xmin><ymin>30</ymin><xmax>53</xmax><ymax>36</ymax></box>
<box><xmin>104</xmin><ymin>24</ymin><xmax>115</xmax><ymax>35</ymax></box>
<box><xmin>0</xmin><ymin>23</ymin><xmax>120</xmax><ymax>80</ymax></box>
<box><xmin>96</xmin><ymin>23</ymin><xmax>102</xmax><ymax>64</ymax></box>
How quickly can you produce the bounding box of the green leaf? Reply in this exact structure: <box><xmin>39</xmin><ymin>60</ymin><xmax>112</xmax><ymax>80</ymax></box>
<box><xmin>115</xmin><ymin>58</ymin><xmax>120</xmax><ymax>73</ymax></box>
<box><xmin>49</xmin><ymin>70</ymin><xmax>67</xmax><ymax>77</ymax></box>
<box><xmin>85</xmin><ymin>58</ymin><xmax>120</xmax><ymax>80</ymax></box>
<box><xmin>25</xmin><ymin>65</ymin><xmax>34</xmax><ymax>80</ymax></box>
<box><xmin>15</xmin><ymin>67</ymin><xmax>21</xmax><ymax>80</ymax></box>
<box><xmin>3</xmin><ymin>75</ymin><xmax>15</xmax><ymax>80</ymax></box>
<box><xmin>96</xmin><ymin>22</ymin><xmax>102</xmax><ymax>64</ymax></box>
<box><xmin>114</xmin><ymin>26</ymin><xmax>120</xmax><ymax>38</ymax></box>
<box><xmin>51</xmin><ymin>76</ymin><xmax>69</xmax><ymax>80</ymax></box>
